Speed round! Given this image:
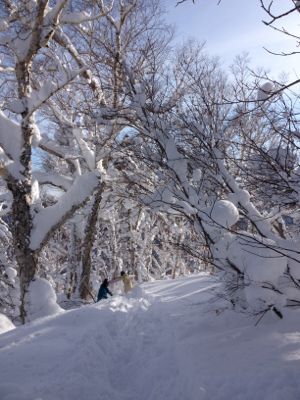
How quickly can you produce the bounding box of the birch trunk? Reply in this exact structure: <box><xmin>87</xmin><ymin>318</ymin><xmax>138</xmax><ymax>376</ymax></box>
<box><xmin>7</xmin><ymin>175</ymin><xmax>37</xmax><ymax>323</ymax></box>
<box><xmin>8</xmin><ymin>56</ymin><xmax>38</xmax><ymax>322</ymax></box>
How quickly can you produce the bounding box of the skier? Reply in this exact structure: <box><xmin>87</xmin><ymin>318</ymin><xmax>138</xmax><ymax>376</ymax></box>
<box><xmin>97</xmin><ymin>278</ymin><xmax>113</xmax><ymax>302</ymax></box>
<box><xmin>120</xmin><ymin>271</ymin><xmax>134</xmax><ymax>294</ymax></box>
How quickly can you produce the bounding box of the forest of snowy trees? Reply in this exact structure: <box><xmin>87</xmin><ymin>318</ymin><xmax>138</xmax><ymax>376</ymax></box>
<box><xmin>0</xmin><ymin>0</ymin><xmax>300</xmax><ymax>324</ymax></box>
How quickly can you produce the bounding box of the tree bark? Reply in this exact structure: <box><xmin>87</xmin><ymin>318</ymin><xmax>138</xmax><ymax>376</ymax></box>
<box><xmin>79</xmin><ymin>182</ymin><xmax>105</xmax><ymax>299</ymax></box>
<box><xmin>9</xmin><ymin>52</ymin><xmax>38</xmax><ymax>322</ymax></box>
<box><xmin>65</xmin><ymin>224</ymin><xmax>81</xmax><ymax>299</ymax></box>
<box><xmin>6</xmin><ymin>116</ymin><xmax>38</xmax><ymax>323</ymax></box>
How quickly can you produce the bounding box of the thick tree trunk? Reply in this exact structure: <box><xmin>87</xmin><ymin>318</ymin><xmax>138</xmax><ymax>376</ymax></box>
<box><xmin>7</xmin><ymin>119</ymin><xmax>38</xmax><ymax>323</ymax></box>
<box><xmin>79</xmin><ymin>182</ymin><xmax>105</xmax><ymax>299</ymax></box>
<box><xmin>9</xmin><ymin>56</ymin><xmax>38</xmax><ymax>322</ymax></box>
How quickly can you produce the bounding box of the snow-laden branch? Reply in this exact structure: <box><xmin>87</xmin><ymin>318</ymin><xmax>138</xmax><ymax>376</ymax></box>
<box><xmin>59</xmin><ymin>0</ymin><xmax>115</xmax><ymax>25</ymax></box>
<box><xmin>27</xmin><ymin>67</ymin><xmax>86</xmax><ymax>115</ymax></box>
<box><xmin>60</xmin><ymin>9</ymin><xmax>111</xmax><ymax>25</ymax></box>
<box><xmin>38</xmin><ymin>138</ymin><xmax>81</xmax><ymax>161</ymax></box>
<box><xmin>0</xmin><ymin>66</ymin><xmax>14</xmax><ymax>73</ymax></box>
<box><xmin>213</xmin><ymin>148</ymin><xmax>279</xmax><ymax>241</ymax></box>
<box><xmin>165</xmin><ymin>137</ymin><xmax>189</xmax><ymax>192</ymax></box>
<box><xmin>11</xmin><ymin>0</ymin><xmax>68</xmax><ymax>62</ymax></box>
<box><xmin>53</xmin><ymin>29</ymin><xmax>107</xmax><ymax>106</ymax></box>
<box><xmin>73</xmin><ymin>128</ymin><xmax>95</xmax><ymax>171</ymax></box>
<box><xmin>30</xmin><ymin>171</ymin><xmax>100</xmax><ymax>250</ymax></box>
<box><xmin>33</xmin><ymin>171</ymin><xmax>73</xmax><ymax>190</ymax></box>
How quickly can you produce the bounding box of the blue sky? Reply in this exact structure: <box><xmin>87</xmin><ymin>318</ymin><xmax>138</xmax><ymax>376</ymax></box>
<box><xmin>165</xmin><ymin>0</ymin><xmax>299</xmax><ymax>79</ymax></box>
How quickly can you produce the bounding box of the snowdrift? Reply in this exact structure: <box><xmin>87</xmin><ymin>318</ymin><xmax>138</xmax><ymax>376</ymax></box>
<box><xmin>0</xmin><ymin>274</ymin><xmax>300</xmax><ymax>400</ymax></box>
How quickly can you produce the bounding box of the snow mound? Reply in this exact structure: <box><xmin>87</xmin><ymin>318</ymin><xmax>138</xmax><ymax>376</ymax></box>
<box><xmin>27</xmin><ymin>278</ymin><xmax>63</xmax><ymax>321</ymax></box>
<box><xmin>0</xmin><ymin>313</ymin><xmax>15</xmax><ymax>334</ymax></box>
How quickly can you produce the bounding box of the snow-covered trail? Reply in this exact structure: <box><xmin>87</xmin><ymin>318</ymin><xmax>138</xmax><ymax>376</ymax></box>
<box><xmin>1</xmin><ymin>274</ymin><xmax>300</xmax><ymax>400</ymax></box>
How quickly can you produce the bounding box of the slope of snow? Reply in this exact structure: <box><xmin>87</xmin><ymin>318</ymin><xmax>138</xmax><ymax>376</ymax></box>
<box><xmin>0</xmin><ymin>274</ymin><xmax>300</xmax><ymax>400</ymax></box>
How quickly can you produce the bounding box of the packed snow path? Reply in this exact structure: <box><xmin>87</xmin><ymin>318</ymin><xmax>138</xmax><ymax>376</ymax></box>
<box><xmin>1</xmin><ymin>274</ymin><xmax>300</xmax><ymax>400</ymax></box>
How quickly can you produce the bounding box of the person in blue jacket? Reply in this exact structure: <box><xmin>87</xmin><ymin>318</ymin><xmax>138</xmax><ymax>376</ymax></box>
<box><xmin>97</xmin><ymin>278</ymin><xmax>113</xmax><ymax>301</ymax></box>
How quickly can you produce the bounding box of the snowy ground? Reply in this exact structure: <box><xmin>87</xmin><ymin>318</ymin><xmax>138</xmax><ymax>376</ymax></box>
<box><xmin>1</xmin><ymin>273</ymin><xmax>300</xmax><ymax>400</ymax></box>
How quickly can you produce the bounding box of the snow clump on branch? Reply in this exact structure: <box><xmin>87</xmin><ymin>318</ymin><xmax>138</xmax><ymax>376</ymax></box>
<box><xmin>210</xmin><ymin>200</ymin><xmax>239</xmax><ymax>228</ymax></box>
<box><xmin>257</xmin><ymin>81</ymin><xmax>274</xmax><ymax>101</ymax></box>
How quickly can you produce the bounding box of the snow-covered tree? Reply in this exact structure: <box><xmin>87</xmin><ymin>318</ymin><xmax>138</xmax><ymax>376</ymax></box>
<box><xmin>0</xmin><ymin>1</ymin><xmax>112</xmax><ymax>322</ymax></box>
<box><xmin>119</xmin><ymin>38</ymin><xmax>300</xmax><ymax>317</ymax></box>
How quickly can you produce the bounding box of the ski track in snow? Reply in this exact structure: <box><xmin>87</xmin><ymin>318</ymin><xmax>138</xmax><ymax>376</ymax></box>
<box><xmin>1</xmin><ymin>273</ymin><xmax>300</xmax><ymax>400</ymax></box>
